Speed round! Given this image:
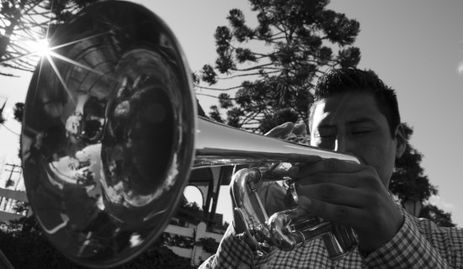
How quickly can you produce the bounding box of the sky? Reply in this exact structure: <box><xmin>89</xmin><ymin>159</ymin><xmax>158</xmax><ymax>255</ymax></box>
<box><xmin>0</xmin><ymin>1</ymin><xmax>462</xmax><ymax>227</ymax></box>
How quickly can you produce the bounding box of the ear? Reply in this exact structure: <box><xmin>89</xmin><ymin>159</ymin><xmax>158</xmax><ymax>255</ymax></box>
<box><xmin>394</xmin><ymin>123</ymin><xmax>406</xmax><ymax>159</ymax></box>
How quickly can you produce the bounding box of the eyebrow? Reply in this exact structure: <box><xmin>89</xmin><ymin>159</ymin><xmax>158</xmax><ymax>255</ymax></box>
<box><xmin>316</xmin><ymin>118</ymin><xmax>376</xmax><ymax>130</ymax></box>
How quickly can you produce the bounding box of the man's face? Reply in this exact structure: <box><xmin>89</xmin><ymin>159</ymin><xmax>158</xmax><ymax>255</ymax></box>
<box><xmin>309</xmin><ymin>92</ymin><xmax>400</xmax><ymax>187</ymax></box>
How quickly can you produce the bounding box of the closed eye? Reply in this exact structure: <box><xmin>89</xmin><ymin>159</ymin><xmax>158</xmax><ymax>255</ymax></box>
<box><xmin>350</xmin><ymin>127</ymin><xmax>376</xmax><ymax>136</ymax></box>
<box><xmin>348</xmin><ymin>119</ymin><xmax>377</xmax><ymax>135</ymax></box>
<box><xmin>352</xmin><ymin>130</ymin><xmax>372</xmax><ymax>134</ymax></box>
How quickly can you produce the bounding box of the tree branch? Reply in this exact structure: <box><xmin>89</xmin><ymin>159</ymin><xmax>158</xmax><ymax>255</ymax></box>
<box><xmin>0</xmin><ymin>71</ymin><xmax>17</xmax><ymax>77</ymax></box>
<box><xmin>195</xmin><ymin>85</ymin><xmax>242</xmax><ymax>91</ymax></box>
<box><xmin>1</xmin><ymin>62</ymin><xmax>33</xmax><ymax>72</ymax></box>
<box><xmin>231</xmin><ymin>63</ymin><xmax>275</xmax><ymax>72</ymax></box>
<box><xmin>195</xmin><ymin>92</ymin><xmax>221</xmax><ymax>99</ymax></box>
<box><xmin>218</xmin><ymin>70</ymin><xmax>280</xmax><ymax>79</ymax></box>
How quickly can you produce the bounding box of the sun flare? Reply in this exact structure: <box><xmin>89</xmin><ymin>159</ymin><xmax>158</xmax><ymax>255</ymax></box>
<box><xmin>35</xmin><ymin>39</ymin><xmax>51</xmax><ymax>57</ymax></box>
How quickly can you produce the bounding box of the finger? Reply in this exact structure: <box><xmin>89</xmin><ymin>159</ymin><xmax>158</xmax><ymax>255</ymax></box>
<box><xmin>293</xmin><ymin>122</ymin><xmax>307</xmax><ymax>136</ymax></box>
<box><xmin>295</xmin><ymin>172</ymin><xmax>364</xmax><ymax>188</ymax></box>
<box><xmin>298</xmin><ymin>196</ymin><xmax>364</xmax><ymax>228</ymax></box>
<box><xmin>295</xmin><ymin>158</ymin><xmax>365</xmax><ymax>179</ymax></box>
<box><xmin>264</xmin><ymin>122</ymin><xmax>294</xmax><ymax>138</ymax></box>
<box><xmin>296</xmin><ymin>168</ymin><xmax>384</xmax><ymax>193</ymax></box>
<box><xmin>296</xmin><ymin>183</ymin><xmax>368</xmax><ymax>207</ymax></box>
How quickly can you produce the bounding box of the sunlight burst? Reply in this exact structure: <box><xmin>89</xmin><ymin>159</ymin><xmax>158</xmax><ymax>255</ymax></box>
<box><xmin>36</xmin><ymin>39</ymin><xmax>51</xmax><ymax>57</ymax></box>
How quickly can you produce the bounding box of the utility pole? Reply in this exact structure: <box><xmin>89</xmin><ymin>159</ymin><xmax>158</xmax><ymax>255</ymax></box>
<box><xmin>0</xmin><ymin>163</ymin><xmax>22</xmax><ymax>212</ymax></box>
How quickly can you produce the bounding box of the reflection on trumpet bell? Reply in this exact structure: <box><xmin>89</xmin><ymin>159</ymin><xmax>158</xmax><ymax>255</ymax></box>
<box><xmin>100</xmin><ymin>48</ymin><xmax>181</xmax><ymax>227</ymax></box>
<box><xmin>21</xmin><ymin>1</ymin><xmax>196</xmax><ymax>267</ymax></box>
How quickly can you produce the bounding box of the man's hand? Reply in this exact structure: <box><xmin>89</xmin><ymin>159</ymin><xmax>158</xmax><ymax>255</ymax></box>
<box><xmin>294</xmin><ymin>159</ymin><xmax>404</xmax><ymax>254</ymax></box>
<box><xmin>264</xmin><ymin>122</ymin><xmax>296</xmax><ymax>138</ymax></box>
<box><xmin>256</xmin><ymin>122</ymin><xmax>308</xmax><ymax>216</ymax></box>
<box><xmin>265</xmin><ymin>121</ymin><xmax>308</xmax><ymax>145</ymax></box>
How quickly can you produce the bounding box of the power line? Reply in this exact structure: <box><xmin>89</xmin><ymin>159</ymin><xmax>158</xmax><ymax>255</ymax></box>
<box><xmin>0</xmin><ymin>123</ymin><xmax>20</xmax><ymax>136</ymax></box>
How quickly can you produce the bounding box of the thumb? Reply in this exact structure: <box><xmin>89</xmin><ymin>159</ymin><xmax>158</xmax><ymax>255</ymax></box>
<box><xmin>264</xmin><ymin>122</ymin><xmax>294</xmax><ymax>138</ymax></box>
<box><xmin>293</xmin><ymin>122</ymin><xmax>307</xmax><ymax>136</ymax></box>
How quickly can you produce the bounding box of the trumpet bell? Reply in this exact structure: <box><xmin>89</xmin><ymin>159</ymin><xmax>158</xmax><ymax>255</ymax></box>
<box><xmin>21</xmin><ymin>1</ymin><xmax>195</xmax><ymax>267</ymax></box>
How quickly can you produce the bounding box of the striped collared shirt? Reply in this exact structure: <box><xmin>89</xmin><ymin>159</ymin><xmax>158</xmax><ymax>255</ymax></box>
<box><xmin>199</xmin><ymin>209</ymin><xmax>463</xmax><ymax>268</ymax></box>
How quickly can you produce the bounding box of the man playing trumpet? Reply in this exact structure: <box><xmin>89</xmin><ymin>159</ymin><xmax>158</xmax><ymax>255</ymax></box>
<box><xmin>200</xmin><ymin>68</ymin><xmax>463</xmax><ymax>268</ymax></box>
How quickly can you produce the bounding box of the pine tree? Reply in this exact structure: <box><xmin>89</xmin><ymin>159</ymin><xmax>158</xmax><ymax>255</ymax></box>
<box><xmin>390</xmin><ymin>123</ymin><xmax>455</xmax><ymax>226</ymax></box>
<box><xmin>199</xmin><ymin>0</ymin><xmax>360</xmax><ymax>132</ymax></box>
<box><xmin>0</xmin><ymin>0</ymin><xmax>95</xmax><ymax>75</ymax></box>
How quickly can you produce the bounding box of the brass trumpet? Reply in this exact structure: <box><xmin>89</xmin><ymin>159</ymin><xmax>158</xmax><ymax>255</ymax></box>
<box><xmin>230</xmin><ymin>166</ymin><xmax>358</xmax><ymax>260</ymax></box>
<box><xmin>21</xmin><ymin>1</ymin><xmax>357</xmax><ymax>267</ymax></box>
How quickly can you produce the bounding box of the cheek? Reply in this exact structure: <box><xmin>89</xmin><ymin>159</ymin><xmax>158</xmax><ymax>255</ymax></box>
<box><xmin>357</xmin><ymin>142</ymin><xmax>396</xmax><ymax>184</ymax></box>
<box><xmin>350</xmin><ymin>133</ymin><xmax>394</xmax><ymax>159</ymax></box>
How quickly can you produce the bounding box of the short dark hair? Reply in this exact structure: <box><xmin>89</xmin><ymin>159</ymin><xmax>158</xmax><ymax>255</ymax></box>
<box><xmin>308</xmin><ymin>68</ymin><xmax>401</xmax><ymax>137</ymax></box>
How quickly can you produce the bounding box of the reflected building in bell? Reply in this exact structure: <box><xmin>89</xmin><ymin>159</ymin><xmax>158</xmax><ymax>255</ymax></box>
<box><xmin>0</xmin><ymin>157</ymin><xmax>28</xmax><ymax>222</ymax></box>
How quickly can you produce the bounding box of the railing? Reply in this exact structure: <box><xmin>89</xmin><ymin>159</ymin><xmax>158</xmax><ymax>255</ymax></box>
<box><xmin>164</xmin><ymin>222</ymin><xmax>224</xmax><ymax>266</ymax></box>
<box><xmin>0</xmin><ymin>188</ymin><xmax>225</xmax><ymax>266</ymax></box>
<box><xmin>0</xmin><ymin>188</ymin><xmax>29</xmax><ymax>222</ymax></box>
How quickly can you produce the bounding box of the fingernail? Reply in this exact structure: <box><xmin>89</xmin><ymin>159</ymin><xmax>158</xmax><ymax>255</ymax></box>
<box><xmin>282</xmin><ymin>122</ymin><xmax>294</xmax><ymax>129</ymax></box>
